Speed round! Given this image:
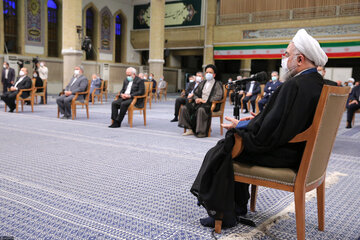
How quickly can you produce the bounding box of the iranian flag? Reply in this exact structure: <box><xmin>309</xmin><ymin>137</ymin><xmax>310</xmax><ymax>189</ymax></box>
<box><xmin>214</xmin><ymin>41</ymin><xmax>360</xmax><ymax>60</ymax></box>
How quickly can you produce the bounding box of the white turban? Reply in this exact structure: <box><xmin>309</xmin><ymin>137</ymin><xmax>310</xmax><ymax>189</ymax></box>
<box><xmin>348</xmin><ymin>77</ymin><xmax>355</xmax><ymax>83</ymax></box>
<box><xmin>292</xmin><ymin>29</ymin><xmax>328</xmax><ymax>67</ymax></box>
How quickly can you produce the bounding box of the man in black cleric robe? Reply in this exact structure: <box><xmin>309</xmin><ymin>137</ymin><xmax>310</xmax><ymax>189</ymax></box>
<box><xmin>191</xmin><ymin>29</ymin><xmax>329</xmax><ymax>229</ymax></box>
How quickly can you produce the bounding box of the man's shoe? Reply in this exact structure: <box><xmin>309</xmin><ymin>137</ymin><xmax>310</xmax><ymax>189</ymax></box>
<box><xmin>170</xmin><ymin>117</ymin><xmax>178</xmax><ymax>122</ymax></box>
<box><xmin>60</xmin><ymin>116</ymin><xmax>70</xmax><ymax>119</ymax></box>
<box><xmin>346</xmin><ymin>121</ymin><xmax>352</xmax><ymax>129</ymax></box>
<box><xmin>8</xmin><ymin>108</ymin><xmax>15</xmax><ymax>113</ymax></box>
<box><xmin>182</xmin><ymin>129</ymin><xmax>194</xmax><ymax>136</ymax></box>
<box><xmin>108</xmin><ymin>121</ymin><xmax>121</xmax><ymax>128</ymax></box>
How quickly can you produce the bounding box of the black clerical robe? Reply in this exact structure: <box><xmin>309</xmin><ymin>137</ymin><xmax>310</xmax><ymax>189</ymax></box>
<box><xmin>191</xmin><ymin>70</ymin><xmax>324</xmax><ymax>216</ymax></box>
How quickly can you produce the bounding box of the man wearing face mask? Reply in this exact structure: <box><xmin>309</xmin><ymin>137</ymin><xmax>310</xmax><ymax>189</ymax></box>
<box><xmin>257</xmin><ymin>71</ymin><xmax>282</xmax><ymax>112</ymax></box>
<box><xmin>1</xmin><ymin>67</ymin><xmax>32</xmax><ymax>112</ymax></box>
<box><xmin>171</xmin><ymin>72</ymin><xmax>203</xmax><ymax>122</ymax></box>
<box><xmin>56</xmin><ymin>66</ymin><xmax>88</xmax><ymax>119</ymax></box>
<box><xmin>241</xmin><ymin>79</ymin><xmax>261</xmax><ymax>113</ymax></box>
<box><xmin>37</xmin><ymin>61</ymin><xmax>49</xmax><ymax>104</ymax></box>
<box><xmin>179</xmin><ymin>64</ymin><xmax>223</xmax><ymax>138</ymax></box>
<box><xmin>149</xmin><ymin>73</ymin><xmax>157</xmax><ymax>94</ymax></box>
<box><xmin>1</xmin><ymin>62</ymin><xmax>15</xmax><ymax>94</ymax></box>
<box><xmin>191</xmin><ymin>29</ymin><xmax>329</xmax><ymax>230</ymax></box>
<box><xmin>345</xmin><ymin>81</ymin><xmax>360</xmax><ymax>128</ymax></box>
<box><xmin>109</xmin><ymin>67</ymin><xmax>145</xmax><ymax>128</ymax></box>
<box><xmin>157</xmin><ymin>75</ymin><xmax>167</xmax><ymax>99</ymax></box>
<box><xmin>89</xmin><ymin>74</ymin><xmax>102</xmax><ymax>102</ymax></box>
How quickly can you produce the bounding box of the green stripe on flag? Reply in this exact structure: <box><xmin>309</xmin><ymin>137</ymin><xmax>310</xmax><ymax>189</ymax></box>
<box><xmin>320</xmin><ymin>41</ymin><xmax>360</xmax><ymax>48</ymax></box>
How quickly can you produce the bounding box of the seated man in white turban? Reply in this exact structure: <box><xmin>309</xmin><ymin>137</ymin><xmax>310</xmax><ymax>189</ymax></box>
<box><xmin>191</xmin><ymin>29</ymin><xmax>328</xmax><ymax>229</ymax></box>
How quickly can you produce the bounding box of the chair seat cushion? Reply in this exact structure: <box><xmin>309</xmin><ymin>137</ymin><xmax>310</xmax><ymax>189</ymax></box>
<box><xmin>233</xmin><ymin>162</ymin><xmax>297</xmax><ymax>186</ymax></box>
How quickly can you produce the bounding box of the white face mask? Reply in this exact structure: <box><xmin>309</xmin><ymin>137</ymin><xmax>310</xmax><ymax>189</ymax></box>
<box><xmin>3</xmin><ymin>65</ymin><xmax>6</xmax><ymax>68</ymax></box>
<box><xmin>195</xmin><ymin>76</ymin><xmax>202</xmax><ymax>82</ymax></box>
<box><xmin>205</xmin><ymin>73</ymin><xmax>213</xmax><ymax>81</ymax></box>
<box><xmin>19</xmin><ymin>70</ymin><xmax>25</xmax><ymax>76</ymax></box>
<box><xmin>189</xmin><ymin>79</ymin><xmax>195</xmax><ymax>83</ymax></box>
<box><xmin>74</xmin><ymin>70</ymin><xmax>80</xmax><ymax>75</ymax></box>
<box><xmin>33</xmin><ymin>74</ymin><xmax>38</xmax><ymax>78</ymax></box>
<box><xmin>40</xmin><ymin>63</ymin><xmax>44</xmax><ymax>67</ymax></box>
<box><xmin>281</xmin><ymin>57</ymin><xmax>289</xmax><ymax>72</ymax></box>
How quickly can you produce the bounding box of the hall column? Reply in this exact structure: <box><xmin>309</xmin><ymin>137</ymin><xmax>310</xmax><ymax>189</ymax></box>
<box><xmin>202</xmin><ymin>0</ymin><xmax>217</xmax><ymax>68</ymax></box>
<box><xmin>240</xmin><ymin>59</ymin><xmax>251</xmax><ymax>77</ymax></box>
<box><xmin>0</xmin><ymin>1</ymin><xmax>3</xmax><ymax>55</ymax></box>
<box><xmin>148</xmin><ymin>0</ymin><xmax>165</xmax><ymax>81</ymax></box>
<box><xmin>62</xmin><ymin>0</ymin><xmax>83</xmax><ymax>86</ymax></box>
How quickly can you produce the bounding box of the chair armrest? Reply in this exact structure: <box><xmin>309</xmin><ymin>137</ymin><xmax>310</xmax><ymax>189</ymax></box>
<box><xmin>17</xmin><ymin>88</ymin><xmax>32</xmax><ymax>95</ymax></box>
<box><xmin>130</xmin><ymin>94</ymin><xmax>147</xmax><ymax>106</ymax></box>
<box><xmin>72</xmin><ymin>91</ymin><xmax>87</xmax><ymax>102</ymax></box>
<box><xmin>211</xmin><ymin>100</ymin><xmax>223</xmax><ymax>111</ymax></box>
<box><xmin>289</xmin><ymin>126</ymin><xmax>314</xmax><ymax>143</ymax></box>
<box><xmin>232</xmin><ymin>134</ymin><xmax>244</xmax><ymax>158</ymax></box>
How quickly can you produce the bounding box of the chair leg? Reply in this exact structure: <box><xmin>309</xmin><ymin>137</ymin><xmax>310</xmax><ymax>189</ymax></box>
<box><xmin>250</xmin><ymin>185</ymin><xmax>258</xmax><ymax>212</ymax></box>
<box><xmin>317</xmin><ymin>180</ymin><xmax>325</xmax><ymax>231</ymax></box>
<box><xmin>31</xmin><ymin>99</ymin><xmax>34</xmax><ymax>112</ymax></box>
<box><xmin>57</xmin><ymin>107</ymin><xmax>60</xmax><ymax>118</ymax></box>
<box><xmin>215</xmin><ymin>220</ymin><xmax>222</xmax><ymax>233</ymax></box>
<box><xmin>72</xmin><ymin>105</ymin><xmax>76</xmax><ymax>120</ymax></box>
<box><xmin>128</xmin><ymin>110</ymin><xmax>133</xmax><ymax>127</ymax></box>
<box><xmin>43</xmin><ymin>95</ymin><xmax>46</xmax><ymax>104</ymax></box>
<box><xmin>220</xmin><ymin>116</ymin><xmax>223</xmax><ymax>135</ymax></box>
<box><xmin>86</xmin><ymin>105</ymin><xmax>89</xmax><ymax>119</ymax></box>
<box><xmin>92</xmin><ymin>95</ymin><xmax>95</xmax><ymax>105</ymax></box>
<box><xmin>143</xmin><ymin>109</ymin><xmax>146</xmax><ymax>126</ymax></box>
<box><xmin>294</xmin><ymin>188</ymin><xmax>306</xmax><ymax>240</ymax></box>
<box><xmin>5</xmin><ymin>104</ymin><xmax>7</xmax><ymax>112</ymax></box>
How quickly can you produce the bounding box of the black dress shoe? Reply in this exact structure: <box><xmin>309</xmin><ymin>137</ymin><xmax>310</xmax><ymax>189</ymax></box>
<box><xmin>108</xmin><ymin>121</ymin><xmax>121</xmax><ymax>128</ymax></box>
<box><xmin>346</xmin><ymin>121</ymin><xmax>352</xmax><ymax>129</ymax></box>
<box><xmin>170</xmin><ymin>117</ymin><xmax>178</xmax><ymax>122</ymax></box>
<box><xmin>60</xmin><ymin>116</ymin><xmax>70</xmax><ymax>119</ymax></box>
<box><xmin>8</xmin><ymin>108</ymin><xmax>15</xmax><ymax>113</ymax></box>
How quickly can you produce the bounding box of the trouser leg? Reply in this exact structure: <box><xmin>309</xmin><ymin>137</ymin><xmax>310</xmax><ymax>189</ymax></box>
<box><xmin>250</xmin><ymin>95</ymin><xmax>257</xmax><ymax>112</ymax></box>
<box><xmin>56</xmin><ymin>95</ymin><xmax>66</xmax><ymax>115</ymax></box>
<box><xmin>196</xmin><ymin>107</ymin><xmax>208</xmax><ymax>135</ymax></box>
<box><xmin>242</xmin><ymin>96</ymin><xmax>250</xmax><ymax>111</ymax></box>
<box><xmin>1</xmin><ymin>91</ymin><xmax>17</xmax><ymax>109</ymax></box>
<box><xmin>234</xmin><ymin>182</ymin><xmax>250</xmax><ymax>214</ymax></box>
<box><xmin>178</xmin><ymin>105</ymin><xmax>192</xmax><ymax>129</ymax></box>
<box><xmin>111</xmin><ymin>98</ymin><xmax>123</xmax><ymax>120</ymax></box>
<box><xmin>116</xmin><ymin>98</ymin><xmax>133</xmax><ymax>124</ymax></box>
<box><xmin>174</xmin><ymin>97</ymin><xmax>186</xmax><ymax>117</ymax></box>
<box><xmin>258</xmin><ymin>98</ymin><xmax>267</xmax><ymax>112</ymax></box>
<box><xmin>63</xmin><ymin>95</ymin><xmax>74</xmax><ymax>117</ymax></box>
<box><xmin>347</xmin><ymin>103</ymin><xmax>360</xmax><ymax>122</ymax></box>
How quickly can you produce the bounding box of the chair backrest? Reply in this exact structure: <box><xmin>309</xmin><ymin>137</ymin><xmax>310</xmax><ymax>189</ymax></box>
<box><xmin>219</xmin><ymin>85</ymin><xmax>228</xmax><ymax>112</ymax></box>
<box><xmin>260</xmin><ymin>84</ymin><xmax>265</xmax><ymax>96</ymax></box>
<box><xmin>98</xmin><ymin>80</ymin><xmax>105</xmax><ymax>94</ymax></box>
<box><xmin>43</xmin><ymin>79</ymin><xmax>47</xmax><ymax>89</ymax></box>
<box><xmin>294</xmin><ymin>86</ymin><xmax>351</xmax><ymax>186</ymax></box>
<box><xmin>84</xmin><ymin>80</ymin><xmax>91</xmax><ymax>102</ymax></box>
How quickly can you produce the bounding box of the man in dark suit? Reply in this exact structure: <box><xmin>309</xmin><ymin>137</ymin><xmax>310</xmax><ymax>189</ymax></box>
<box><xmin>109</xmin><ymin>67</ymin><xmax>145</xmax><ymax>128</ymax></box>
<box><xmin>2</xmin><ymin>61</ymin><xmax>15</xmax><ymax>93</ymax></box>
<box><xmin>317</xmin><ymin>66</ymin><xmax>337</xmax><ymax>86</ymax></box>
<box><xmin>56</xmin><ymin>65</ymin><xmax>88</xmax><ymax>119</ymax></box>
<box><xmin>171</xmin><ymin>72</ymin><xmax>203</xmax><ymax>122</ymax></box>
<box><xmin>258</xmin><ymin>71</ymin><xmax>282</xmax><ymax>112</ymax></box>
<box><xmin>242</xmin><ymin>80</ymin><xmax>261</xmax><ymax>113</ymax></box>
<box><xmin>346</xmin><ymin>84</ymin><xmax>360</xmax><ymax>128</ymax></box>
<box><xmin>1</xmin><ymin>67</ymin><xmax>32</xmax><ymax>112</ymax></box>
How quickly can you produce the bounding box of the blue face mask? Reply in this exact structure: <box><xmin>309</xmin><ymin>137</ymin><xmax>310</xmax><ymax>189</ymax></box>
<box><xmin>271</xmin><ymin>76</ymin><xmax>277</xmax><ymax>82</ymax></box>
<box><xmin>149</xmin><ymin>76</ymin><xmax>153</xmax><ymax>80</ymax></box>
<box><xmin>127</xmin><ymin>76</ymin><xmax>133</xmax><ymax>82</ymax></box>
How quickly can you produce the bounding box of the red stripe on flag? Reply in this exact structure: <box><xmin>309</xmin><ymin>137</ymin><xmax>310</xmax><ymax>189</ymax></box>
<box><xmin>214</xmin><ymin>54</ymin><xmax>282</xmax><ymax>59</ymax></box>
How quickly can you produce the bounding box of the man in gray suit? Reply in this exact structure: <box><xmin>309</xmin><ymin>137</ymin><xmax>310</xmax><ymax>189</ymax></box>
<box><xmin>56</xmin><ymin>65</ymin><xmax>88</xmax><ymax>119</ymax></box>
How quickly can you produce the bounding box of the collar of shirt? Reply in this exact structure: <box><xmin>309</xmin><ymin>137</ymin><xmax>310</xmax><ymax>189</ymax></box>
<box><xmin>14</xmin><ymin>76</ymin><xmax>26</xmax><ymax>88</ymax></box>
<box><xmin>294</xmin><ymin>68</ymin><xmax>317</xmax><ymax>77</ymax></box>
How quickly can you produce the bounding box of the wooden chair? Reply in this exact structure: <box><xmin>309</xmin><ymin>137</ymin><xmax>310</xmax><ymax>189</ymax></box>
<box><xmin>92</xmin><ymin>80</ymin><xmax>105</xmax><ymax>104</ymax></box>
<box><xmin>228</xmin><ymin>88</ymin><xmax>234</xmax><ymax>105</ymax></box>
<box><xmin>147</xmin><ymin>81</ymin><xmax>154</xmax><ymax>109</ymax></box>
<box><xmin>351</xmin><ymin>109</ymin><xmax>360</xmax><ymax>126</ymax></box>
<box><xmin>103</xmin><ymin>80</ymin><xmax>108</xmax><ymax>102</ymax></box>
<box><xmin>127</xmin><ymin>82</ymin><xmax>150</xmax><ymax>127</ymax></box>
<box><xmin>34</xmin><ymin>79</ymin><xmax>47</xmax><ymax>104</ymax></box>
<box><xmin>158</xmin><ymin>82</ymin><xmax>168</xmax><ymax>101</ymax></box>
<box><xmin>240</xmin><ymin>84</ymin><xmax>264</xmax><ymax>114</ymax></box>
<box><xmin>214</xmin><ymin>86</ymin><xmax>351</xmax><ymax>240</ymax></box>
<box><xmin>208</xmin><ymin>85</ymin><xmax>228</xmax><ymax>137</ymax></box>
<box><xmin>57</xmin><ymin>80</ymin><xmax>91</xmax><ymax>120</ymax></box>
<box><xmin>5</xmin><ymin>78</ymin><xmax>36</xmax><ymax>112</ymax></box>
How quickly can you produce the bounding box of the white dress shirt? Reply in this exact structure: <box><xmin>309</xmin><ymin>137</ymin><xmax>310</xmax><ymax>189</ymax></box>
<box><xmin>125</xmin><ymin>81</ymin><xmax>133</xmax><ymax>95</ymax></box>
<box><xmin>14</xmin><ymin>76</ymin><xmax>26</xmax><ymax>89</ymax></box>
<box><xmin>248</xmin><ymin>81</ymin><xmax>255</xmax><ymax>94</ymax></box>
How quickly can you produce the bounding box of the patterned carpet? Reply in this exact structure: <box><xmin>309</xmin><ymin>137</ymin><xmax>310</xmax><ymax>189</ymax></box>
<box><xmin>0</xmin><ymin>94</ymin><xmax>359</xmax><ymax>240</ymax></box>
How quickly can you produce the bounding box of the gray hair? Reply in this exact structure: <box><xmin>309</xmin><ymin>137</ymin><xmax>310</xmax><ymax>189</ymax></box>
<box><xmin>77</xmin><ymin>65</ymin><xmax>85</xmax><ymax>73</ymax></box>
<box><xmin>271</xmin><ymin>71</ymin><xmax>279</xmax><ymax>75</ymax></box>
<box><xmin>126</xmin><ymin>67</ymin><xmax>137</xmax><ymax>75</ymax></box>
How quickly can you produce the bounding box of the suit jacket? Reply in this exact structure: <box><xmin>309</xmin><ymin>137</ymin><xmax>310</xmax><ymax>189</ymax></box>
<box><xmin>120</xmin><ymin>76</ymin><xmax>145</xmax><ymax>107</ymax></box>
<box><xmin>323</xmin><ymin>79</ymin><xmax>337</xmax><ymax>86</ymax></box>
<box><xmin>1</xmin><ymin>67</ymin><xmax>15</xmax><ymax>85</ymax></box>
<box><xmin>348</xmin><ymin>85</ymin><xmax>360</xmax><ymax>102</ymax></box>
<box><xmin>14</xmin><ymin>76</ymin><xmax>32</xmax><ymax>98</ymax></box>
<box><xmin>245</xmin><ymin>81</ymin><xmax>261</xmax><ymax>95</ymax></box>
<box><xmin>185</xmin><ymin>81</ymin><xmax>196</xmax><ymax>97</ymax></box>
<box><xmin>65</xmin><ymin>74</ymin><xmax>88</xmax><ymax>101</ymax></box>
<box><xmin>90</xmin><ymin>78</ymin><xmax>102</xmax><ymax>94</ymax></box>
<box><xmin>263</xmin><ymin>80</ymin><xmax>282</xmax><ymax>98</ymax></box>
